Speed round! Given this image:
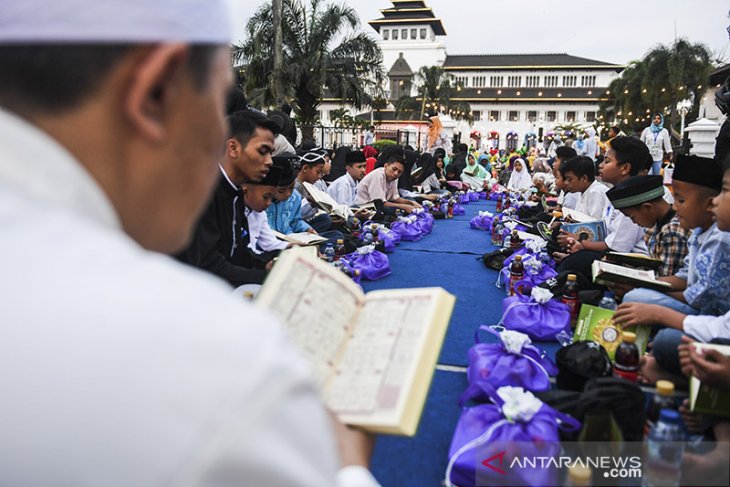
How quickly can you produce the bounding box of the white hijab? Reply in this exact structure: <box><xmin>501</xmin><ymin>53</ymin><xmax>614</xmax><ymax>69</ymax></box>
<box><xmin>507</xmin><ymin>159</ymin><xmax>532</xmax><ymax>191</ymax></box>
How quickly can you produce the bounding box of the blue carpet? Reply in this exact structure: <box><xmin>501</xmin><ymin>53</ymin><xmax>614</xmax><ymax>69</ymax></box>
<box><xmin>370</xmin><ymin>369</ymin><xmax>467</xmax><ymax>487</ymax></box>
<box><xmin>365</xmin><ymin>196</ymin><xmax>564</xmax><ymax>487</ymax></box>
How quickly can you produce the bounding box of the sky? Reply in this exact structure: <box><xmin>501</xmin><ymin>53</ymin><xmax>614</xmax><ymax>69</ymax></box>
<box><xmin>227</xmin><ymin>0</ymin><xmax>730</xmax><ymax>66</ymax></box>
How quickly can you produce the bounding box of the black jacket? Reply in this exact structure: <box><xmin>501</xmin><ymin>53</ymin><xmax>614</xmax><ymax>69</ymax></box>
<box><xmin>176</xmin><ymin>170</ymin><xmax>266</xmax><ymax>286</ymax></box>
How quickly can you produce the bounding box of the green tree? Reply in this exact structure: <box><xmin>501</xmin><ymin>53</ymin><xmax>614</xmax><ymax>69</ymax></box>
<box><xmin>394</xmin><ymin>66</ymin><xmax>472</xmax><ymax>123</ymax></box>
<box><xmin>233</xmin><ymin>0</ymin><xmax>385</xmax><ymax>141</ymax></box>
<box><xmin>599</xmin><ymin>39</ymin><xmax>713</xmax><ymax>138</ymax></box>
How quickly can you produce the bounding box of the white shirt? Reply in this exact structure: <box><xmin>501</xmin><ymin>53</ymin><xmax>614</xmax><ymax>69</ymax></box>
<box><xmin>576</xmin><ymin>180</ymin><xmax>610</xmax><ymax>221</ymax></box>
<box><xmin>557</xmin><ymin>190</ymin><xmax>579</xmax><ymax>210</ymax></box>
<box><xmin>640</xmin><ymin>127</ymin><xmax>672</xmax><ymax>162</ymax></box>
<box><xmin>246</xmin><ymin>207</ymin><xmax>289</xmax><ymax>254</ymax></box>
<box><xmin>684</xmin><ymin>311</ymin><xmax>730</xmax><ymax>342</ymax></box>
<box><xmin>327</xmin><ymin>173</ymin><xmax>358</xmax><ymax>206</ymax></box>
<box><xmin>0</xmin><ymin>108</ymin><xmax>379</xmax><ymax>487</ymax></box>
<box><xmin>421</xmin><ymin>173</ymin><xmax>441</xmax><ymax>193</ymax></box>
<box><xmin>604</xmin><ymin>206</ymin><xmax>649</xmax><ymax>254</ymax></box>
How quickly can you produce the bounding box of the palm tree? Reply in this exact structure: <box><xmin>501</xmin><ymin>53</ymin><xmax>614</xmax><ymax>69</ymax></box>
<box><xmin>394</xmin><ymin>66</ymin><xmax>472</xmax><ymax>123</ymax></box>
<box><xmin>233</xmin><ymin>0</ymin><xmax>385</xmax><ymax>141</ymax></box>
<box><xmin>599</xmin><ymin>39</ymin><xmax>712</xmax><ymax>138</ymax></box>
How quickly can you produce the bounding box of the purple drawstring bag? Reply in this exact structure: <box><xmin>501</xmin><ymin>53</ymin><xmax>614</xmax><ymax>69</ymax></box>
<box><xmin>445</xmin><ymin>383</ymin><xmax>581</xmax><ymax>487</ymax></box>
<box><xmin>469</xmin><ymin>211</ymin><xmax>495</xmax><ymax>231</ymax></box>
<box><xmin>412</xmin><ymin>209</ymin><xmax>434</xmax><ymax>234</ymax></box>
<box><xmin>453</xmin><ymin>203</ymin><xmax>466</xmax><ymax>216</ymax></box>
<box><xmin>390</xmin><ymin>216</ymin><xmax>423</xmax><ymax>241</ymax></box>
<box><xmin>341</xmin><ymin>245</ymin><xmax>391</xmax><ymax>281</ymax></box>
<box><xmin>500</xmin><ymin>286</ymin><xmax>571</xmax><ymax>341</ymax></box>
<box><xmin>467</xmin><ymin>326</ymin><xmax>557</xmax><ymax>392</ymax></box>
<box><xmin>468</xmin><ymin>191</ymin><xmax>480</xmax><ymax>202</ymax></box>
<box><xmin>499</xmin><ymin>254</ymin><xmax>558</xmax><ymax>288</ymax></box>
<box><xmin>478</xmin><ymin>191</ymin><xmax>487</xmax><ymax>200</ymax></box>
<box><xmin>459</xmin><ymin>193</ymin><xmax>470</xmax><ymax>204</ymax></box>
<box><xmin>361</xmin><ymin>222</ymin><xmax>400</xmax><ymax>252</ymax></box>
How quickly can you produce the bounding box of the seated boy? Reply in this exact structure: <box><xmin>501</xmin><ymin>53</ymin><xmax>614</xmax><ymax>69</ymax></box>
<box><xmin>327</xmin><ymin>150</ymin><xmax>367</xmax><ymax>206</ymax></box>
<box><xmin>267</xmin><ymin>153</ymin><xmax>344</xmax><ymax>246</ymax></box>
<box><xmin>242</xmin><ymin>156</ymin><xmax>294</xmax><ymax>265</ymax></box>
<box><xmin>606</xmin><ymin>175</ymin><xmax>689</xmax><ymax>277</ymax></box>
<box><xmin>552</xmin><ymin>146</ymin><xmax>579</xmax><ymax>211</ymax></box>
<box><xmin>295</xmin><ymin>149</ymin><xmax>334</xmax><ymax>234</ymax></box>
<box><xmin>558</xmin><ymin>155</ymin><xmax>609</xmax><ymax>221</ymax></box>
<box><xmin>615</xmin><ymin>155</ymin><xmax>730</xmax><ymax>383</ymax></box>
<box><xmin>355</xmin><ymin>151</ymin><xmax>422</xmax><ymax>215</ymax></box>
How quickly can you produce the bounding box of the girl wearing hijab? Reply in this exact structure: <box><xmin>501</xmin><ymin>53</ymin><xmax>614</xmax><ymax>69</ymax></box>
<box><xmin>460</xmin><ymin>153</ymin><xmax>489</xmax><ymax>190</ymax></box>
<box><xmin>417</xmin><ymin>153</ymin><xmax>450</xmax><ymax>195</ymax></box>
<box><xmin>579</xmin><ymin>127</ymin><xmax>598</xmax><ymax>162</ymax></box>
<box><xmin>640</xmin><ymin>113</ymin><xmax>673</xmax><ymax>175</ymax></box>
<box><xmin>327</xmin><ymin>146</ymin><xmax>349</xmax><ymax>182</ymax></box>
<box><xmin>507</xmin><ymin>158</ymin><xmax>532</xmax><ymax>192</ymax></box>
<box><xmin>477</xmin><ymin>153</ymin><xmax>491</xmax><ymax>174</ymax></box>
<box><xmin>427</xmin><ymin>115</ymin><xmax>451</xmax><ymax>154</ymax></box>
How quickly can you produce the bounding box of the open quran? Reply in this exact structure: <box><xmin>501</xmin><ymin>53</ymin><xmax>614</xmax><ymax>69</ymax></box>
<box><xmin>256</xmin><ymin>248</ymin><xmax>455</xmax><ymax>436</ymax></box>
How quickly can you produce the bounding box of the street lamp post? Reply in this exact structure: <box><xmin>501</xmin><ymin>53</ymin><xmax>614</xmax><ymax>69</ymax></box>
<box><xmin>677</xmin><ymin>99</ymin><xmax>692</xmax><ymax>137</ymax></box>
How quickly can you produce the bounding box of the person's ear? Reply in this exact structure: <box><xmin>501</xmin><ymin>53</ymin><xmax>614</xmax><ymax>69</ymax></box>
<box><xmin>226</xmin><ymin>138</ymin><xmax>241</xmax><ymax>159</ymax></box>
<box><xmin>123</xmin><ymin>44</ymin><xmax>189</xmax><ymax>142</ymax></box>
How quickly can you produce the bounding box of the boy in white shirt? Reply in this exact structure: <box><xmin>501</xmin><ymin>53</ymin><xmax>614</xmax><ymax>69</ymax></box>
<box><xmin>558</xmin><ymin>155</ymin><xmax>609</xmax><ymax>220</ymax></box>
<box><xmin>327</xmin><ymin>150</ymin><xmax>367</xmax><ymax>206</ymax></box>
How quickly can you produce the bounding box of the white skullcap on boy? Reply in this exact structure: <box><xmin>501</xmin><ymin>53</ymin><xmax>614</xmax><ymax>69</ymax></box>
<box><xmin>0</xmin><ymin>0</ymin><xmax>232</xmax><ymax>44</ymax></box>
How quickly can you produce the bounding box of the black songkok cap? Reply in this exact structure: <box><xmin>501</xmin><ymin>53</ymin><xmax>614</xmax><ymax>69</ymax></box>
<box><xmin>672</xmin><ymin>154</ymin><xmax>722</xmax><ymax>191</ymax></box>
<box><xmin>345</xmin><ymin>150</ymin><xmax>367</xmax><ymax>165</ymax></box>
<box><xmin>606</xmin><ymin>175</ymin><xmax>664</xmax><ymax>209</ymax></box>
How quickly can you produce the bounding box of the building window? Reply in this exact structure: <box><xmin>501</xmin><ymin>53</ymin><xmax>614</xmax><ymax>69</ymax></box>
<box><xmin>527</xmin><ymin>111</ymin><xmax>537</xmax><ymax>122</ymax></box>
<box><xmin>581</xmin><ymin>75</ymin><xmax>596</xmax><ymax>87</ymax></box>
<box><xmin>544</xmin><ymin>75</ymin><xmax>558</xmax><ymax>87</ymax></box>
<box><xmin>420</xmin><ymin>28</ymin><xmax>427</xmax><ymax>39</ymax></box>
<box><xmin>586</xmin><ymin>111</ymin><xmax>596</xmax><ymax>122</ymax></box>
<box><xmin>472</xmin><ymin>76</ymin><xmax>487</xmax><ymax>88</ymax></box>
<box><xmin>563</xmin><ymin>75</ymin><xmax>577</xmax><ymax>87</ymax></box>
<box><xmin>508</xmin><ymin>110</ymin><xmax>519</xmax><ymax>122</ymax></box>
<box><xmin>410</xmin><ymin>29</ymin><xmax>417</xmax><ymax>40</ymax></box>
<box><xmin>508</xmin><ymin>76</ymin><xmax>522</xmax><ymax>88</ymax></box>
<box><xmin>392</xmin><ymin>29</ymin><xmax>398</xmax><ymax>40</ymax></box>
<box><xmin>489</xmin><ymin>110</ymin><xmax>501</xmax><ymax>121</ymax></box>
<box><xmin>454</xmin><ymin>76</ymin><xmax>468</xmax><ymax>88</ymax></box>
<box><xmin>401</xmin><ymin>29</ymin><xmax>408</xmax><ymax>40</ymax></box>
<box><xmin>547</xmin><ymin>111</ymin><xmax>557</xmax><ymax>122</ymax></box>
<box><xmin>490</xmin><ymin>76</ymin><xmax>504</xmax><ymax>87</ymax></box>
<box><xmin>472</xmin><ymin>111</ymin><xmax>481</xmax><ymax>122</ymax></box>
<box><xmin>382</xmin><ymin>29</ymin><xmax>389</xmax><ymax>40</ymax></box>
<box><xmin>526</xmin><ymin>75</ymin><xmax>540</xmax><ymax>88</ymax></box>
<box><xmin>566</xmin><ymin>111</ymin><xmax>576</xmax><ymax>122</ymax></box>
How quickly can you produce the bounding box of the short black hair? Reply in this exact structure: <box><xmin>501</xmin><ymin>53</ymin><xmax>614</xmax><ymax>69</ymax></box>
<box><xmin>555</xmin><ymin>146</ymin><xmax>577</xmax><ymax>162</ymax></box>
<box><xmin>386</xmin><ymin>151</ymin><xmax>406</xmax><ymax>165</ymax></box>
<box><xmin>560</xmin><ymin>156</ymin><xmax>596</xmax><ymax>181</ymax></box>
<box><xmin>609</xmin><ymin>136</ymin><xmax>652</xmax><ymax>176</ymax></box>
<box><xmin>458</xmin><ymin>143</ymin><xmax>469</xmax><ymax>153</ymax></box>
<box><xmin>0</xmin><ymin>44</ymin><xmax>218</xmax><ymax>115</ymax></box>
<box><xmin>609</xmin><ymin>125</ymin><xmax>621</xmax><ymax>134</ymax></box>
<box><xmin>228</xmin><ymin>110</ymin><xmax>280</xmax><ymax>148</ymax></box>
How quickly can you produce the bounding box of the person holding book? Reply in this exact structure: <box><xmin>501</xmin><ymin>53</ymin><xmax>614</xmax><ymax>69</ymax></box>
<box><xmin>615</xmin><ymin>155</ymin><xmax>730</xmax><ymax>384</ymax></box>
<box><xmin>0</xmin><ymin>2</ymin><xmax>381</xmax><ymax>485</ymax></box>
<box><xmin>177</xmin><ymin>109</ymin><xmax>279</xmax><ymax>287</ymax></box>
<box><xmin>506</xmin><ymin>158</ymin><xmax>532</xmax><ymax>192</ymax></box>
<box><xmin>295</xmin><ymin>149</ymin><xmax>335</xmax><ymax>234</ymax></box>
<box><xmin>416</xmin><ymin>153</ymin><xmax>450</xmax><ymax>195</ymax></box>
<box><xmin>606</xmin><ymin>175</ymin><xmax>689</xmax><ymax>277</ymax></box>
<box><xmin>355</xmin><ymin>150</ymin><xmax>422</xmax><ymax>215</ymax></box>
<box><xmin>243</xmin><ymin>156</ymin><xmax>296</xmax><ymax>265</ymax></box>
<box><xmin>267</xmin><ymin>154</ymin><xmax>344</xmax><ymax>248</ymax></box>
<box><xmin>460</xmin><ymin>153</ymin><xmax>489</xmax><ymax>190</ymax></box>
<box><xmin>558</xmin><ymin>155</ymin><xmax>609</xmax><ymax>221</ymax></box>
<box><xmin>327</xmin><ymin>150</ymin><xmax>367</xmax><ymax>206</ymax></box>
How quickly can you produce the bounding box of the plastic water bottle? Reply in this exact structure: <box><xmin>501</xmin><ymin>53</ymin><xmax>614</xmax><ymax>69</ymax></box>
<box><xmin>643</xmin><ymin>409</ymin><xmax>685</xmax><ymax>487</ymax></box>
<box><xmin>323</xmin><ymin>243</ymin><xmax>335</xmax><ymax>263</ymax></box>
<box><xmin>598</xmin><ymin>291</ymin><xmax>618</xmax><ymax>310</ymax></box>
<box><xmin>503</xmin><ymin>232</ymin><xmax>512</xmax><ymax>249</ymax></box>
<box><xmin>645</xmin><ymin>380</ymin><xmax>677</xmax><ymax>434</ymax></box>
<box><xmin>561</xmin><ymin>274</ymin><xmax>580</xmax><ymax>326</ymax></box>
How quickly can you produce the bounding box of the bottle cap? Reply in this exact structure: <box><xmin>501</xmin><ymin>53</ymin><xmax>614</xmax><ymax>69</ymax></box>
<box><xmin>337</xmin><ymin>239</ymin><xmax>344</xmax><ymax>244</ymax></box>
<box><xmin>567</xmin><ymin>465</ymin><xmax>592</xmax><ymax>483</ymax></box>
<box><xmin>515</xmin><ymin>255</ymin><xmax>522</xmax><ymax>261</ymax></box>
<box><xmin>243</xmin><ymin>291</ymin><xmax>254</xmax><ymax>300</ymax></box>
<box><xmin>622</xmin><ymin>331</ymin><xmax>636</xmax><ymax>343</ymax></box>
<box><xmin>656</xmin><ymin>380</ymin><xmax>675</xmax><ymax>396</ymax></box>
<box><xmin>567</xmin><ymin>274</ymin><xmax>577</xmax><ymax>281</ymax></box>
<box><xmin>553</xmin><ymin>211</ymin><xmax>563</xmax><ymax>218</ymax></box>
<box><xmin>658</xmin><ymin>408</ymin><xmax>681</xmax><ymax>424</ymax></box>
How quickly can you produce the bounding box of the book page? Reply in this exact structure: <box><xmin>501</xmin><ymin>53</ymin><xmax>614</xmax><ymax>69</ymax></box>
<box><xmin>598</xmin><ymin>261</ymin><xmax>657</xmax><ymax>281</ymax></box>
<box><xmin>302</xmin><ymin>181</ymin><xmax>352</xmax><ymax>219</ymax></box>
<box><xmin>272</xmin><ymin>230</ymin><xmax>327</xmax><ymax>246</ymax></box>
<box><xmin>256</xmin><ymin>249</ymin><xmax>364</xmax><ymax>388</ymax></box>
<box><xmin>563</xmin><ymin>207</ymin><xmax>594</xmax><ymax>223</ymax></box>
<box><xmin>325</xmin><ymin>288</ymin><xmax>454</xmax><ymax>435</ymax></box>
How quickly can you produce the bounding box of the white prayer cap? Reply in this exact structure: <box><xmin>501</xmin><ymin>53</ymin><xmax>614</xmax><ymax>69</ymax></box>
<box><xmin>0</xmin><ymin>0</ymin><xmax>232</xmax><ymax>44</ymax></box>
